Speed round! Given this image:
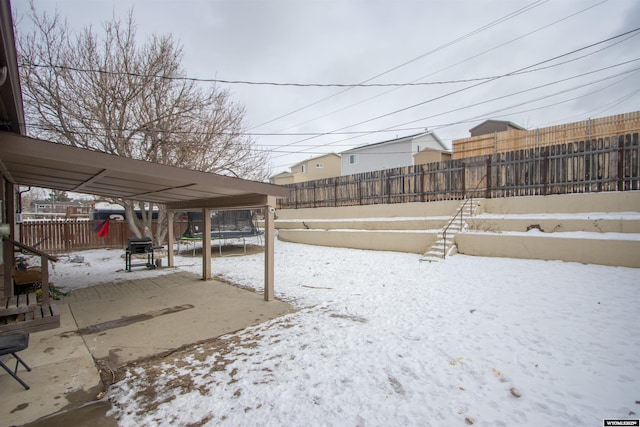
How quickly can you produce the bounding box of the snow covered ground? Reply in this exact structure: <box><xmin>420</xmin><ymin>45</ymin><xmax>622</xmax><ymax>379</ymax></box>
<box><xmin>44</xmin><ymin>239</ymin><xmax>640</xmax><ymax>426</ymax></box>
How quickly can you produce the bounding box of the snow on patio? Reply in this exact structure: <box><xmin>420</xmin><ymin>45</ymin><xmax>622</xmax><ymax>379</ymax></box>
<box><xmin>48</xmin><ymin>240</ymin><xmax>640</xmax><ymax>426</ymax></box>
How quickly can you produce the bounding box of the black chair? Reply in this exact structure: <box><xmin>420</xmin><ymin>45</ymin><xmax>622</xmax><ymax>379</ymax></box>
<box><xmin>0</xmin><ymin>332</ymin><xmax>31</xmax><ymax>390</ymax></box>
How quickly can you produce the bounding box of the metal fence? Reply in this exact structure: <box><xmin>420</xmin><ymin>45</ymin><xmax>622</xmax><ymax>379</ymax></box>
<box><xmin>278</xmin><ymin>132</ymin><xmax>639</xmax><ymax>209</ymax></box>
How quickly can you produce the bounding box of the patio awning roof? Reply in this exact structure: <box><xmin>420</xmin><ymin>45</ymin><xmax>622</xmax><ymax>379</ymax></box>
<box><xmin>1</xmin><ymin>0</ymin><xmax>283</xmax><ymax>301</ymax></box>
<box><xmin>0</xmin><ymin>132</ymin><xmax>288</xmax><ymax>210</ymax></box>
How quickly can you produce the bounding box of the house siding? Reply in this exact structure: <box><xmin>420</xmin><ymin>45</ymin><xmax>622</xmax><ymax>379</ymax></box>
<box><xmin>414</xmin><ymin>149</ymin><xmax>452</xmax><ymax>165</ymax></box>
<box><xmin>341</xmin><ymin>133</ymin><xmax>448</xmax><ymax>175</ymax></box>
<box><xmin>302</xmin><ymin>154</ymin><xmax>341</xmax><ymax>181</ymax></box>
<box><xmin>273</xmin><ymin>154</ymin><xmax>341</xmax><ymax>185</ymax></box>
<box><xmin>342</xmin><ymin>140</ymin><xmax>413</xmax><ymax>175</ymax></box>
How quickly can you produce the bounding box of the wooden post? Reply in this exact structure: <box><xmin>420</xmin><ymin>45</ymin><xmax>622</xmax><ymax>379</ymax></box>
<box><xmin>167</xmin><ymin>210</ymin><xmax>174</xmax><ymax>267</ymax></box>
<box><xmin>4</xmin><ymin>183</ymin><xmax>15</xmax><ymax>297</ymax></box>
<box><xmin>264</xmin><ymin>196</ymin><xmax>275</xmax><ymax>301</ymax></box>
<box><xmin>202</xmin><ymin>208</ymin><xmax>211</xmax><ymax>280</ymax></box>
<box><xmin>313</xmin><ymin>182</ymin><xmax>317</xmax><ymax>208</ymax></box>
<box><xmin>7</xmin><ymin>182</ymin><xmax>16</xmax><ymax>239</ymax></box>
<box><xmin>3</xmin><ymin>238</ymin><xmax>13</xmax><ymax>297</ymax></box>
<box><xmin>420</xmin><ymin>167</ymin><xmax>425</xmax><ymax>203</ymax></box>
<box><xmin>386</xmin><ymin>172</ymin><xmax>391</xmax><ymax>204</ymax></box>
<box><xmin>334</xmin><ymin>179</ymin><xmax>338</xmax><ymax>207</ymax></box>
<box><xmin>618</xmin><ymin>135</ymin><xmax>625</xmax><ymax>191</ymax></box>
<box><xmin>485</xmin><ymin>156</ymin><xmax>492</xmax><ymax>199</ymax></box>
<box><xmin>64</xmin><ymin>221</ymin><xmax>70</xmax><ymax>253</ymax></box>
<box><xmin>461</xmin><ymin>162</ymin><xmax>466</xmax><ymax>199</ymax></box>
<box><xmin>541</xmin><ymin>149</ymin><xmax>549</xmax><ymax>196</ymax></box>
<box><xmin>40</xmin><ymin>254</ymin><xmax>50</xmax><ymax>305</ymax></box>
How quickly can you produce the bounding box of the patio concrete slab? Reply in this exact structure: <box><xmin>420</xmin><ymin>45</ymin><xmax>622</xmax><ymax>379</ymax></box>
<box><xmin>0</xmin><ymin>270</ymin><xmax>294</xmax><ymax>426</ymax></box>
<box><xmin>0</xmin><ymin>304</ymin><xmax>101</xmax><ymax>427</ymax></box>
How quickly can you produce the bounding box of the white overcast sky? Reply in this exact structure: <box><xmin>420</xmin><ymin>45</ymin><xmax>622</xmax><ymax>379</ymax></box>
<box><xmin>12</xmin><ymin>0</ymin><xmax>640</xmax><ymax>174</ymax></box>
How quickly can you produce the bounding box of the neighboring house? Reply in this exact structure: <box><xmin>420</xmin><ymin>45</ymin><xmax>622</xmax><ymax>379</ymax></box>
<box><xmin>271</xmin><ymin>153</ymin><xmax>341</xmax><ymax>185</ymax></box>
<box><xmin>413</xmin><ymin>146</ymin><xmax>452</xmax><ymax>165</ymax></box>
<box><xmin>469</xmin><ymin>120</ymin><xmax>526</xmax><ymax>137</ymax></box>
<box><xmin>270</xmin><ymin>171</ymin><xmax>295</xmax><ymax>185</ymax></box>
<box><xmin>30</xmin><ymin>199</ymin><xmax>89</xmax><ymax>214</ymax></box>
<box><xmin>341</xmin><ymin>131</ymin><xmax>450</xmax><ymax>175</ymax></box>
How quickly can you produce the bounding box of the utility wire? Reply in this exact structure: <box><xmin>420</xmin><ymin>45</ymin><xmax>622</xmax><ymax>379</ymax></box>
<box><xmin>17</xmin><ymin>2</ymin><xmax>547</xmax><ymax>90</ymax></box>
<box><xmin>270</xmin><ymin>65</ymin><xmax>640</xmax><ymax>166</ymax></box>
<box><xmin>246</xmin><ymin>0</ymin><xmax>548</xmax><ymax>130</ymax></box>
<box><xmin>23</xmin><ymin>62</ymin><xmax>598</xmax><ymax>88</ymax></box>
<box><xmin>16</xmin><ymin>60</ymin><xmax>638</xmax><ymax>147</ymax></box>
<box><xmin>269</xmin><ymin>26</ymin><xmax>640</xmax><ymax>160</ymax></box>
<box><xmin>14</xmin><ymin>67</ymin><xmax>636</xmax><ymax>164</ymax></box>
<box><xmin>270</xmin><ymin>0</ymin><xmax>615</xmax><ymax>136</ymax></box>
<box><xmin>388</xmin><ymin>61</ymin><xmax>640</xmax><ymax>131</ymax></box>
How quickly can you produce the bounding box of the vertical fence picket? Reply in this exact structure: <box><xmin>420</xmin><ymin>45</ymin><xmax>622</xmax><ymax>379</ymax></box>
<box><xmin>274</xmin><ymin>133</ymin><xmax>635</xmax><ymax>208</ymax></box>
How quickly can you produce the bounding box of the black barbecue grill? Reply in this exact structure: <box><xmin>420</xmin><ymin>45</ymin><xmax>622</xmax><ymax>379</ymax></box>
<box><xmin>125</xmin><ymin>237</ymin><xmax>156</xmax><ymax>271</ymax></box>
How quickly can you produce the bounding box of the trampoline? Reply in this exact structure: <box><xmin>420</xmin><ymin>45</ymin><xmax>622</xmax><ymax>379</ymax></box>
<box><xmin>179</xmin><ymin>210</ymin><xmax>264</xmax><ymax>256</ymax></box>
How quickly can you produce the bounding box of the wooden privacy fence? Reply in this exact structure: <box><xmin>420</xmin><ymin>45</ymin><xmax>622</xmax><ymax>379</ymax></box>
<box><xmin>453</xmin><ymin>111</ymin><xmax>640</xmax><ymax>158</ymax></box>
<box><xmin>278</xmin><ymin>132</ymin><xmax>640</xmax><ymax>209</ymax></box>
<box><xmin>19</xmin><ymin>220</ymin><xmax>189</xmax><ymax>254</ymax></box>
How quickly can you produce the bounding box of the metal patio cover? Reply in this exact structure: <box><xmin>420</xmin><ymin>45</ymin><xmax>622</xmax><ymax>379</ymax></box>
<box><xmin>0</xmin><ymin>132</ymin><xmax>288</xmax><ymax>209</ymax></box>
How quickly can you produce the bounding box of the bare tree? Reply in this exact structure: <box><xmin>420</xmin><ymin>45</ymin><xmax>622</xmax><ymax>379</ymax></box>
<box><xmin>17</xmin><ymin>4</ymin><xmax>270</xmax><ymax>244</ymax></box>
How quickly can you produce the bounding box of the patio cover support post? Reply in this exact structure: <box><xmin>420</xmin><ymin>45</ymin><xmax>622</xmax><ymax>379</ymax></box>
<box><xmin>167</xmin><ymin>209</ymin><xmax>174</xmax><ymax>268</ymax></box>
<box><xmin>3</xmin><ymin>238</ymin><xmax>12</xmax><ymax>296</ymax></box>
<box><xmin>264</xmin><ymin>196</ymin><xmax>276</xmax><ymax>301</ymax></box>
<box><xmin>3</xmin><ymin>182</ymin><xmax>14</xmax><ymax>296</ymax></box>
<box><xmin>202</xmin><ymin>208</ymin><xmax>212</xmax><ymax>280</ymax></box>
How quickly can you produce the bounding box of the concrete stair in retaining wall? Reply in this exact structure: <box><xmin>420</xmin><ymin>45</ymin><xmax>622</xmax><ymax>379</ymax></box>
<box><xmin>421</xmin><ymin>199</ymin><xmax>481</xmax><ymax>262</ymax></box>
<box><xmin>273</xmin><ymin>192</ymin><xmax>640</xmax><ymax>267</ymax></box>
<box><xmin>275</xmin><ymin>201</ymin><xmax>461</xmax><ymax>254</ymax></box>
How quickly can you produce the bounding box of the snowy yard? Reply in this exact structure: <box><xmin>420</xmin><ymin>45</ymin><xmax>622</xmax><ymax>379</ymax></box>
<box><xmin>48</xmin><ymin>239</ymin><xmax>640</xmax><ymax>426</ymax></box>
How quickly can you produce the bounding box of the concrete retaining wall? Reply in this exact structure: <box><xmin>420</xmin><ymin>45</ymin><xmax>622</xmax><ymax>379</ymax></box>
<box><xmin>478</xmin><ymin>191</ymin><xmax>640</xmax><ymax>214</ymax></box>
<box><xmin>278</xmin><ymin>200</ymin><xmax>462</xmax><ymax>220</ymax></box>
<box><xmin>275</xmin><ymin>200</ymin><xmax>459</xmax><ymax>254</ymax></box>
<box><xmin>274</xmin><ymin>191</ymin><xmax>640</xmax><ymax>266</ymax></box>
<box><xmin>278</xmin><ymin>229</ymin><xmax>438</xmax><ymax>254</ymax></box>
<box><xmin>467</xmin><ymin>216</ymin><xmax>640</xmax><ymax>233</ymax></box>
<box><xmin>456</xmin><ymin>231</ymin><xmax>640</xmax><ymax>268</ymax></box>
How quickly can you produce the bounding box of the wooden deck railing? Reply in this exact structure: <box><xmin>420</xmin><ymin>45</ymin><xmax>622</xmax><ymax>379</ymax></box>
<box><xmin>2</xmin><ymin>237</ymin><xmax>58</xmax><ymax>305</ymax></box>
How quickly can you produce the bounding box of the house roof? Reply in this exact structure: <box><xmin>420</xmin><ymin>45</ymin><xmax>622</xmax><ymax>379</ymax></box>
<box><xmin>290</xmin><ymin>153</ymin><xmax>340</xmax><ymax>169</ymax></box>
<box><xmin>32</xmin><ymin>199</ymin><xmax>87</xmax><ymax>206</ymax></box>
<box><xmin>0</xmin><ymin>0</ymin><xmax>281</xmax><ymax>298</ymax></box>
<box><xmin>342</xmin><ymin>131</ymin><xmax>449</xmax><ymax>154</ymax></box>
<box><xmin>270</xmin><ymin>171</ymin><xmax>293</xmax><ymax>179</ymax></box>
<box><xmin>469</xmin><ymin>119</ymin><xmax>526</xmax><ymax>133</ymax></box>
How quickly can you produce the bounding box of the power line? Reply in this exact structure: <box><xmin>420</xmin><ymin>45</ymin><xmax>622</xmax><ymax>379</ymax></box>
<box><xmin>458</xmin><ymin>70</ymin><xmax>640</xmax><ymax>126</ymax></box>
<box><xmin>270</xmin><ymin>66</ymin><xmax>640</xmax><ymax>166</ymax></box>
<box><xmin>24</xmin><ymin>59</ymin><xmax>613</xmax><ymax>88</ymax></box>
<box><xmin>16</xmin><ymin>60</ymin><xmax>638</xmax><ymax>150</ymax></box>
<box><xmin>246</xmin><ymin>0</ymin><xmax>548</xmax><ymax>131</ymax></box>
<box><xmin>267</xmin><ymin>0</ymin><xmax>612</xmax><ymax>136</ymax></box>
<box><xmin>269</xmin><ymin>27</ymin><xmax>640</xmax><ymax>160</ymax></box>
<box><xmin>17</xmin><ymin>2</ymin><xmax>547</xmax><ymax>90</ymax></box>
<box><xmin>389</xmin><ymin>61</ymin><xmax>640</xmax><ymax>130</ymax></box>
<box><xmin>24</xmin><ymin>62</ymin><xmax>594</xmax><ymax>88</ymax></box>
